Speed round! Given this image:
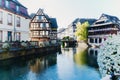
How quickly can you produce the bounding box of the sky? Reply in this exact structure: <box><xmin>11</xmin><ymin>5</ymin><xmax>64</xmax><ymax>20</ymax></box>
<box><xmin>19</xmin><ymin>0</ymin><xmax>120</xmax><ymax>28</ymax></box>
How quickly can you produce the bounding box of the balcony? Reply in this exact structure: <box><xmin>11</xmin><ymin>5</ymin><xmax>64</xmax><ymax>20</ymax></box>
<box><xmin>88</xmin><ymin>28</ymin><xmax>118</xmax><ymax>32</ymax></box>
<box><xmin>30</xmin><ymin>27</ymin><xmax>51</xmax><ymax>31</ymax></box>
<box><xmin>31</xmin><ymin>35</ymin><xmax>50</xmax><ymax>38</ymax></box>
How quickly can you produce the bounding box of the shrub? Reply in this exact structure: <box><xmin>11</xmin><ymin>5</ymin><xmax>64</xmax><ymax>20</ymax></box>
<box><xmin>97</xmin><ymin>34</ymin><xmax>120</xmax><ymax>77</ymax></box>
<box><xmin>2</xmin><ymin>42</ymin><xmax>10</xmax><ymax>51</ymax></box>
<box><xmin>39</xmin><ymin>42</ymin><xmax>45</xmax><ymax>47</ymax></box>
<box><xmin>21</xmin><ymin>42</ymin><xmax>27</xmax><ymax>48</ymax></box>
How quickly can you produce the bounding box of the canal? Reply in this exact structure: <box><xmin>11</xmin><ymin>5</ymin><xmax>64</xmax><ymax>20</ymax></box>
<box><xmin>0</xmin><ymin>47</ymin><xmax>101</xmax><ymax>80</ymax></box>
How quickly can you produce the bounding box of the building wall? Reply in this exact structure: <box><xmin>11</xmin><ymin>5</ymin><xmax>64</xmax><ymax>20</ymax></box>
<box><xmin>0</xmin><ymin>9</ymin><xmax>30</xmax><ymax>42</ymax></box>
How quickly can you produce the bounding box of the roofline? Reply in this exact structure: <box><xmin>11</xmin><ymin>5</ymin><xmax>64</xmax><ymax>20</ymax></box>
<box><xmin>90</xmin><ymin>22</ymin><xmax>119</xmax><ymax>27</ymax></box>
<box><xmin>12</xmin><ymin>0</ymin><xmax>27</xmax><ymax>9</ymax></box>
<box><xmin>0</xmin><ymin>7</ymin><xmax>30</xmax><ymax>19</ymax></box>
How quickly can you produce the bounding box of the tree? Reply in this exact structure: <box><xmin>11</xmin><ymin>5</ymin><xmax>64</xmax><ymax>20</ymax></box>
<box><xmin>75</xmin><ymin>21</ymin><xmax>90</xmax><ymax>42</ymax></box>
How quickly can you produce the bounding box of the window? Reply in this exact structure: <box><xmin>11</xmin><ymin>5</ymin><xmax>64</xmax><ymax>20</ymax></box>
<box><xmin>10</xmin><ymin>1</ymin><xmax>16</xmax><ymax>11</ymax></box>
<box><xmin>0</xmin><ymin>31</ymin><xmax>2</xmax><ymax>42</ymax></box>
<box><xmin>40</xmin><ymin>23</ymin><xmax>43</xmax><ymax>27</ymax></box>
<box><xmin>7</xmin><ymin>31</ymin><xmax>12</xmax><ymax>42</ymax></box>
<box><xmin>0</xmin><ymin>11</ymin><xmax>3</xmax><ymax>24</ymax></box>
<box><xmin>16</xmin><ymin>16</ymin><xmax>20</xmax><ymax>27</ymax></box>
<box><xmin>40</xmin><ymin>31</ymin><xmax>43</xmax><ymax>35</ymax></box>
<box><xmin>7</xmin><ymin>14</ymin><xmax>12</xmax><ymax>25</ymax></box>
<box><xmin>46</xmin><ymin>31</ymin><xmax>48</xmax><ymax>35</ymax></box>
<box><xmin>41</xmin><ymin>23</ymin><xmax>46</xmax><ymax>27</ymax></box>
<box><xmin>30</xmin><ymin>23</ymin><xmax>34</xmax><ymax>28</ymax></box>
<box><xmin>15</xmin><ymin>32</ymin><xmax>20</xmax><ymax>41</ymax></box>
<box><xmin>33</xmin><ymin>31</ymin><xmax>39</xmax><ymax>36</ymax></box>
<box><xmin>43</xmin><ymin>31</ymin><xmax>45</xmax><ymax>35</ymax></box>
<box><xmin>35</xmin><ymin>23</ymin><xmax>39</xmax><ymax>28</ymax></box>
<box><xmin>46</xmin><ymin>23</ymin><xmax>49</xmax><ymax>27</ymax></box>
<box><xmin>16</xmin><ymin>6</ymin><xmax>19</xmax><ymax>12</ymax></box>
<box><xmin>0</xmin><ymin>0</ymin><xmax>5</xmax><ymax>6</ymax></box>
<box><xmin>20</xmin><ymin>6</ymin><xmax>27</xmax><ymax>14</ymax></box>
<box><xmin>0</xmin><ymin>0</ymin><xmax>1</xmax><ymax>5</ymax></box>
<box><xmin>5</xmin><ymin>0</ymin><xmax>9</xmax><ymax>8</ymax></box>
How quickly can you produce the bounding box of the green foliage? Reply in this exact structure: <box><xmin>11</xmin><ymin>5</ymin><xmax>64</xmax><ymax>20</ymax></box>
<box><xmin>2</xmin><ymin>42</ymin><xmax>10</xmax><ymax>51</ymax></box>
<box><xmin>62</xmin><ymin>36</ymin><xmax>70</xmax><ymax>41</ymax></box>
<box><xmin>62</xmin><ymin>36</ymin><xmax>74</xmax><ymax>41</ymax></box>
<box><xmin>75</xmin><ymin>21</ymin><xmax>90</xmax><ymax>41</ymax></box>
<box><xmin>21</xmin><ymin>42</ymin><xmax>27</xmax><ymax>48</ymax></box>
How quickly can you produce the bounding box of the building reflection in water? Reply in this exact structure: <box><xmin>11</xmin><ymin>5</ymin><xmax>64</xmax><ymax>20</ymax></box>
<box><xmin>58</xmin><ymin>47</ymin><xmax>100</xmax><ymax>80</ymax></box>
<box><xmin>74</xmin><ymin>47</ymin><xmax>98</xmax><ymax>68</ymax></box>
<box><xmin>0</xmin><ymin>48</ymin><xmax>100</xmax><ymax>80</ymax></box>
<box><xmin>29</xmin><ymin>54</ymin><xmax>57</xmax><ymax>74</ymax></box>
<box><xmin>87</xmin><ymin>48</ymin><xmax>99</xmax><ymax>68</ymax></box>
<box><xmin>57</xmin><ymin>48</ymin><xmax>76</xmax><ymax>80</ymax></box>
<box><xmin>74</xmin><ymin>47</ymin><xmax>88</xmax><ymax>65</ymax></box>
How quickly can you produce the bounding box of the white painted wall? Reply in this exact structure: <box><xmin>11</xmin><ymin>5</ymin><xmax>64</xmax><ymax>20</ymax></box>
<box><xmin>0</xmin><ymin>9</ymin><xmax>30</xmax><ymax>42</ymax></box>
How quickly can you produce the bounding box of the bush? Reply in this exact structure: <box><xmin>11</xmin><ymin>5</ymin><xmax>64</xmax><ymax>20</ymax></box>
<box><xmin>21</xmin><ymin>42</ymin><xmax>27</xmax><ymax>48</ymax></box>
<box><xmin>2</xmin><ymin>43</ymin><xmax>10</xmax><ymax>51</ymax></box>
<box><xmin>44</xmin><ymin>41</ymin><xmax>50</xmax><ymax>46</ymax></box>
<box><xmin>39</xmin><ymin>41</ymin><xmax>50</xmax><ymax>47</ymax></box>
<box><xmin>39</xmin><ymin>42</ymin><xmax>45</xmax><ymax>47</ymax></box>
<box><xmin>98</xmin><ymin>34</ymin><xmax>120</xmax><ymax>77</ymax></box>
<box><xmin>51</xmin><ymin>40</ymin><xmax>57</xmax><ymax>45</ymax></box>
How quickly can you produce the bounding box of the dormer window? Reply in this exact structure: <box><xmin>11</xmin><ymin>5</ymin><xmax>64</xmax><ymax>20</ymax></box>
<box><xmin>10</xmin><ymin>1</ymin><xmax>16</xmax><ymax>11</ymax></box>
<box><xmin>16</xmin><ymin>6</ymin><xmax>19</xmax><ymax>12</ymax></box>
<box><xmin>20</xmin><ymin>6</ymin><xmax>27</xmax><ymax>14</ymax></box>
<box><xmin>0</xmin><ymin>0</ymin><xmax>5</xmax><ymax>7</ymax></box>
<box><xmin>5</xmin><ymin>0</ymin><xmax>9</xmax><ymax>8</ymax></box>
<box><xmin>0</xmin><ymin>0</ymin><xmax>1</xmax><ymax>5</ymax></box>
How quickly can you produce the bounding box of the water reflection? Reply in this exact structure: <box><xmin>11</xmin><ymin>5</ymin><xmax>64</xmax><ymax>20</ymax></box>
<box><xmin>0</xmin><ymin>54</ymin><xmax>57</xmax><ymax>80</ymax></box>
<box><xmin>74</xmin><ymin>47</ymin><xmax>88</xmax><ymax>65</ymax></box>
<box><xmin>0</xmin><ymin>47</ymin><xmax>101</xmax><ymax>80</ymax></box>
<box><xmin>29</xmin><ymin>54</ymin><xmax>57</xmax><ymax>73</ymax></box>
<box><xmin>58</xmin><ymin>47</ymin><xmax>100</xmax><ymax>80</ymax></box>
<box><xmin>87</xmin><ymin>48</ymin><xmax>99</xmax><ymax>68</ymax></box>
<box><xmin>73</xmin><ymin>47</ymin><xmax>99</xmax><ymax>68</ymax></box>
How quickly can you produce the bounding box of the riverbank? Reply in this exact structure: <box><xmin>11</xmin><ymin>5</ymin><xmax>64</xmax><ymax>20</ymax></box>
<box><xmin>0</xmin><ymin>45</ymin><xmax>61</xmax><ymax>61</ymax></box>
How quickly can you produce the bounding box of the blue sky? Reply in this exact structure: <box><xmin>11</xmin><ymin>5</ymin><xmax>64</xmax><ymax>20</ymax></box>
<box><xmin>19</xmin><ymin>0</ymin><xmax>120</xmax><ymax>28</ymax></box>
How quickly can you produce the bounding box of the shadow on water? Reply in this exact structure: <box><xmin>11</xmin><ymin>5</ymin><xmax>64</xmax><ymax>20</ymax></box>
<box><xmin>29</xmin><ymin>54</ymin><xmax>57</xmax><ymax>74</ymax></box>
<box><xmin>0</xmin><ymin>51</ymin><xmax>59</xmax><ymax>80</ymax></box>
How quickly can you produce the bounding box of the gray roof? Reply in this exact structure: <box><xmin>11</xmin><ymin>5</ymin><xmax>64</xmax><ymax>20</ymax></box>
<box><xmin>31</xmin><ymin>9</ymin><xmax>58</xmax><ymax>28</ymax></box>
<box><xmin>0</xmin><ymin>0</ymin><xmax>30</xmax><ymax>18</ymax></box>
<box><xmin>12</xmin><ymin>0</ymin><xmax>27</xmax><ymax>8</ymax></box>
<box><xmin>72</xmin><ymin>18</ymin><xmax>97</xmax><ymax>25</ymax></box>
<box><xmin>50</xmin><ymin>18</ymin><xmax>58</xmax><ymax>28</ymax></box>
<box><xmin>94</xmin><ymin>13</ymin><xmax>120</xmax><ymax>25</ymax></box>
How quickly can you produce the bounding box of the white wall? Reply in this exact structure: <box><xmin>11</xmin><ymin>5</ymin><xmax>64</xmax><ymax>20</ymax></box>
<box><xmin>0</xmin><ymin>9</ymin><xmax>30</xmax><ymax>42</ymax></box>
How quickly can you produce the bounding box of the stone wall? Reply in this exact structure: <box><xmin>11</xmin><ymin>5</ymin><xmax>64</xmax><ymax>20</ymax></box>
<box><xmin>0</xmin><ymin>46</ymin><xmax>60</xmax><ymax>60</ymax></box>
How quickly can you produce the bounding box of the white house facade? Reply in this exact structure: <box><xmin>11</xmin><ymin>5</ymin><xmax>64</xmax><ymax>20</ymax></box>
<box><xmin>88</xmin><ymin>14</ymin><xmax>120</xmax><ymax>46</ymax></box>
<box><xmin>0</xmin><ymin>0</ymin><xmax>30</xmax><ymax>42</ymax></box>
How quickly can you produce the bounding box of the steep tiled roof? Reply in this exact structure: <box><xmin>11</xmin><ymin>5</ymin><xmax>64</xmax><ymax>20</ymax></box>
<box><xmin>101</xmin><ymin>14</ymin><xmax>119</xmax><ymax>22</ymax></box>
<box><xmin>12</xmin><ymin>0</ymin><xmax>26</xmax><ymax>8</ymax></box>
<box><xmin>0</xmin><ymin>0</ymin><xmax>30</xmax><ymax>18</ymax></box>
<box><xmin>30</xmin><ymin>8</ymin><xmax>58</xmax><ymax>28</ymax></box>
<box><xmin>72</xmin><ymin>18</ymin><xmax>97</xmax><ymax>25</ymax></box>
<box><xmin>50</xmin><ymin>18</ymin><xmax>58</xmax><ymax>28</ymax></box>
<box><xmin>90</xmin><ymin>14</ymin><xmax>120</xmax><ymax>29</ymax></box>
<box><xmin>94</xmin><ymin>14</ymin><xmax>120</xmax><ymax>24</ymax></box>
